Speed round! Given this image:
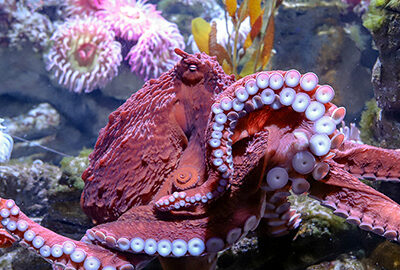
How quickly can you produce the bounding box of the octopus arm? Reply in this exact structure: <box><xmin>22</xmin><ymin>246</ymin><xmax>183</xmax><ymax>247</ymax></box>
<box><xmin>85</xmin><ymin>188</ymin><xmax>266</xmax><ymax>261</ymax></box>
<box><xmin>333</xmin><ymin>141</ymin><xmax>400</xmax><ymax>181</ymax></box>
<box><xmin>0</xmin><ymin>198</ymin><xmax>143</xmax><ymax>270</ymax></box>
<box><xmin>0</xmin><ymin>228</ymin><xmax>15</xmax><ymax>248</ymax></box>
<box><xmin>310</xmin><ymin>164</ymin><xmax>400</xmax><ymax>241</ymax></box>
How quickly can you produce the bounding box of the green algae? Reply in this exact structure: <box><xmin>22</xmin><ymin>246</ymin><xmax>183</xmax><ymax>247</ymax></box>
<box><xmin>363</xmin><ymin>0</ymin><xmax>387</xmax><ymax>31</ymax></box>
<box><xmin>359</xmin><ymin>99</ymin><xmax>381</xmax><ymax>145</ymax></box>
<box><xmin>289</xmin><ymin>194</ymin><xmax>353</xmax><ymax>237</ymax></box>
<box><xmin>60</xmin><ymin>148</ymin><xmax>91</xmax><ymax>190</ymax></box>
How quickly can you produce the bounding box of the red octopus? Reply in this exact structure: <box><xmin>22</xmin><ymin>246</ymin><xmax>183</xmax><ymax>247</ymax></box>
<box><xmin>0</xmin><ymin>49</ymin><xmax>400</xmax><ymax>270</ymax></box>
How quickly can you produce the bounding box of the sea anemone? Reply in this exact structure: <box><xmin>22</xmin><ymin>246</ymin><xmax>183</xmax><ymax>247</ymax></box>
<box><xmin>64</xmin><ymin>0</ymin><xmax>104</xmax><ymax>16</ymax></box>
<box><xmin>126</xmin><ymin>19</ymin><xmax>185</xmax><ymax>80</ymax></box>
<box><xmin>96</xmin><ymin>0</ymin><xmax>161</xmax><ymax>41</ymax></box>
<box><xmin>0</xmin><ymin>118</ymin><xmax>13</xmax><ymax>163</ymax></box>
<box><xmin>45</xmin><ymin>16</ymin><xmax>122</xmax><ymax>93</ymax></box>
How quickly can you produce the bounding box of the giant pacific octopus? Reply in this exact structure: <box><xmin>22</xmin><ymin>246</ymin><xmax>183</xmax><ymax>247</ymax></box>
<box><xmin>1</xmin><ymin>49</ymin><xmax>400</xmax><ymax>270</ymax></box>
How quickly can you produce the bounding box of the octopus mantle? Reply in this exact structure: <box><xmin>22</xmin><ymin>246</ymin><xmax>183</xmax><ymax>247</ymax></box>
<box><xmin>1</xmin><ymin>49</ymin><xmax>400</xmax><ymax>270</ymax></box>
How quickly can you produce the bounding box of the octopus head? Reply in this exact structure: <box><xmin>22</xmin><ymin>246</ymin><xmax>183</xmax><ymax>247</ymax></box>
<box><xmin>174</xmin><ymin>48</ymin><xmax>225</xmax><ymax>88</ymax></box>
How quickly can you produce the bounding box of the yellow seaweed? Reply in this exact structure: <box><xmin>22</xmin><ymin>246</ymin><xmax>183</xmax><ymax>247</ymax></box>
<box><xmin>191</xmin><ymin>18</ymin><xmax>211</xmax><ymax>54</ymax></box>
<box><xmin>191</xmin><ymin>0</ymin><xmax>279</xmax><ymax>78</ymax></box>
<box><xmin>249</xmin><ymin>0</ymin><xmax>262</xmax><ymax>25</ymax></box>
<box><xmin>225</xmin><ymin>0</ymin><xmax>237</xmax><ymax>17</ymax></box>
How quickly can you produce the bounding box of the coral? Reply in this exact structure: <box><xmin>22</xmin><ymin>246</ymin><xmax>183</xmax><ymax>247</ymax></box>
<box><xmin>96</xmin><ymin>0</ymin><xmax>161</xmax><ymax>41</ymax></box>
<box><xmin>5</xmin><ymin>1</ymin><xmax>53</xmax><ymax>52</ymax></box>
<box><xmin>3</xmin><ymin>103</ymin><xmax>60</xmax><ymax>136</ymax></box>
<box><xmin>45</xmin><ymin>16</ymin><xmax>122</xmax><ymax>93</ymax></box>
<box><xmin>343</xmin><ymin>23</ymin><xmax>369</xmax><ymax>51</ymax></box>
<box><xmin>126</xmin><ymin>20</ymin><xmax>185</xmax><ymax>79</ymax></box>
<box><xmin>0</xmin><ymin>119</ymin><xmax>13</xmax><ymax>163</ymax></box>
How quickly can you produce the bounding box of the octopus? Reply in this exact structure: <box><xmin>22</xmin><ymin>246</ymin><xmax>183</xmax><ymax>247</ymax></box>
<box><xmin>0</xmin><ymin>49</ymin><xmax>400</xmax><ymax>270</ymax></box>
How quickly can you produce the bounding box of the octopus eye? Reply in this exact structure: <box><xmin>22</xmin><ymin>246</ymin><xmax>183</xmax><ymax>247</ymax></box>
<box><xmin>189</xmin><ymin>64</ymin><xmax>197</xmax><ymax>72</ymax></box>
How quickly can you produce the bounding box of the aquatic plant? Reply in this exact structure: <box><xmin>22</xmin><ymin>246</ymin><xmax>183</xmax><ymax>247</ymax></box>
<box><xmin>359</xmin><ymin>98</ymin><xmax>380</xmax><ymax>145</ymax></box>
<box><xmin>191</xmin><ymin>0</ymin><xmax>280</xmax><ymax>77</ymax></box>
<box><xmin>45</xmin><ymin>16</ymin><xmax>122</xmax><ymax>94</ymax></box>
<box><xmin>190</xmin><ymin>16</ymin><xmax>251</xmax><ymax>55</ymax></box>
<box><xmin>0</xmin><ymin>118</ymin><xmax>13</xmax><ymax>163</ymax></box>
<box><xmin>60</xmin><ymin>148</ymin><xmax>92</xmax><ymax>190</ymax></box>
<box><xmin>363</xmin><ymin>0</ymin><xmax>386</xmax><ymax>30</ymax></box>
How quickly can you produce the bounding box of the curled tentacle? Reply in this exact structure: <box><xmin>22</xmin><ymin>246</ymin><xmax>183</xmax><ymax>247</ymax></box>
<box><xmin>172</xmin><ymin>165</ymin><xmax>200</xmax><ymax>190</ymax></box>
<box><xmin>260</xmin><ymin>186</ymin><xmax>302</xmax><ymax>237</ymax></box>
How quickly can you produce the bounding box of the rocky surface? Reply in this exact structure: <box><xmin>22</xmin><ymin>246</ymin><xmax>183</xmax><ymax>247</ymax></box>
<box><xmin>273</xmin><ymin>0</ymin><xmax>376</xmax><ymax>121</ymax></box>
<box><xmin>306</xmin><ymin>253</ymin><xmax>378</xmax><ymax>270</ymax></box>
<box><xmin>359</xmin><ymin>0</ymin><xmax>400</xmax><ymax>148</ymax></box>
<box><xmin>216</xmin><ymin>195</ymin><xmax>383</xmax><ymax>270</ymax></box>
<box><xmin>0</xmin><ymin>45</ymin><xmax>136</xmax><ymax>157</ymax></box>
<box><xmin>0</xmin><ymin>160</ymin><xmax>92</xmax><ymax>269</ymax></box>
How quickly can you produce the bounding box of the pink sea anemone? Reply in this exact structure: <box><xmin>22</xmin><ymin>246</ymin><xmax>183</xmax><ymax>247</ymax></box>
<box><xmin>126</xmin><ymin>19</ymin><xmax>185</xmax><ymax>80</ymax></box>
<box><xmin>64</xmin><ymin>0</ymin><xmax>104</xmax><ymax>16</ymax></box>
<box><xmin>45</xmin><ymin>16</ymin><xmax>122</xmax><ymax>93</ymax></box>
<box><xmin>96</xmin><ymin>0</ymin><xmax>161</xmax><ymax>41</ymax></box>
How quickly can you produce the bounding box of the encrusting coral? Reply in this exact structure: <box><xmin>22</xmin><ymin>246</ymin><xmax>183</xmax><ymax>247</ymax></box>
<box><xmin>2</xmin><ymin>0</ymin><xmax>54</xmax><ymax>52</ymax></box>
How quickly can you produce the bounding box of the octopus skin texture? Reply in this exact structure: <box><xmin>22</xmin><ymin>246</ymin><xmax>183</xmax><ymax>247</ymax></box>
<box><xmin>1</xmin><ymin>49</ymin><xmax>400</xmax><ymax>270</ymax></box>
